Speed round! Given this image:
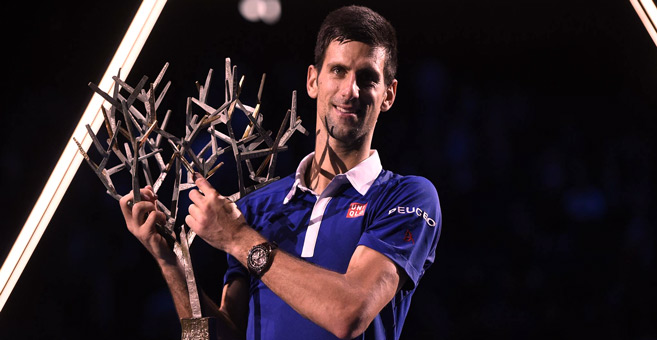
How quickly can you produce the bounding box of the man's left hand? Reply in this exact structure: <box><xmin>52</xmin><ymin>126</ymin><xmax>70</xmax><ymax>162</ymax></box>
<box><xmin>185</xmin><ymin>173</ymin><xmax>249</xmax><ymax>253</ymax></box>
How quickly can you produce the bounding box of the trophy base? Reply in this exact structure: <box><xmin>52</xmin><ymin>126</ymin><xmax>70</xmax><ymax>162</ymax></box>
<box><xmin>181</xmin><ymin>317</ymin><xmax>217</xmax><ymax>340</ymax></box>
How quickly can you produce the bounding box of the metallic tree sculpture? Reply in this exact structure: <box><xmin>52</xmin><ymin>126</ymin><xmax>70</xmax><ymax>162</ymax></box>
<box><xmin>74</xmin><ymin>58</ymin><xmax>308</xmax><ymax>339</ymax></box>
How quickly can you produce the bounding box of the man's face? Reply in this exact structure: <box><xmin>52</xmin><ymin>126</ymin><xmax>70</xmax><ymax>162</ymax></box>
<box><xmin>307</xmin><ymin>40</ymin><xmax>397</xmax><ymax>147</ymax></box>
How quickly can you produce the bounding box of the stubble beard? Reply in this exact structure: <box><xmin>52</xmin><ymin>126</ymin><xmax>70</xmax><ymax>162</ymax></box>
<box><xmin>323</xmin><ymin>113</ymin><xmax>368</xmax><ymax>150</ymax></box>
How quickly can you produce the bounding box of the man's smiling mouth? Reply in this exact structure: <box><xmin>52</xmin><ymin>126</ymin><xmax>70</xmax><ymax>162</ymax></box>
<box><xmin>333</xmin><ymin>104</ymin><xmax>359</xmax><ymax>116</ymax></box>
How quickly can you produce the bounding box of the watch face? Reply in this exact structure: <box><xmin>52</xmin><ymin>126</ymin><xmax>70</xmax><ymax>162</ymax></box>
<box><xmin>249</xmin><ymin>243</ymin><xmax>276</xmax><ymax>275</ymax></box>
<box><xmin>251</xmin><ymin>248</ymin><xmax>267</xmax><ymax>267</ymax></box>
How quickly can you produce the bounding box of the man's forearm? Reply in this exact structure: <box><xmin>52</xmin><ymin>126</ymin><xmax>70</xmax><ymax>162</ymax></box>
<box><xmin>227</xmin><ymin>228</ymin><xmax>399</xmax><ymax>340</ymax></box>
<box><xmin>262</xmin><ymin>251</ymin><xmax>367</xmax><ymax>338</ymax></box>
<box><xmin>157</xmin><ymin>258</ymin><xmax>194</xmax><ymax>319</ymax></box>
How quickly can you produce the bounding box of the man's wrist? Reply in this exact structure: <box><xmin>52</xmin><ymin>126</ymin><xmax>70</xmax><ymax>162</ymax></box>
<box><xmin>226</xmin><ymin>226</ymin><xmax>267</xmax><ymax>266</ymax></box>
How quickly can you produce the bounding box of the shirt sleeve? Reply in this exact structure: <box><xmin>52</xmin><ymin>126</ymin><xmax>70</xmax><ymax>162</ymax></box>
<box><xmin>358</xmin><ymin>176</ymin><xmax>441</xmax><ymax>289</ymax></box>
<box><xmin>224</xmin><ymin>254</ymin><xmax>248</xmax><ymax>285</ymax></box>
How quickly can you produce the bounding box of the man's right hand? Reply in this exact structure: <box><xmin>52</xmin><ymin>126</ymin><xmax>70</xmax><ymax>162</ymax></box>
<box><xmin>119</xmin><ymin>186</ymin><xmax>172</xmax><ymax>264</ymax></box>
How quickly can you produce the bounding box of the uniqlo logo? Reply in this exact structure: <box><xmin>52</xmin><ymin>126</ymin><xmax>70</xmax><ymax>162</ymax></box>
<box><xmin>346</xmin><ymin>202</ymin><xmax>368</xmax><ymax>218</ymax></box>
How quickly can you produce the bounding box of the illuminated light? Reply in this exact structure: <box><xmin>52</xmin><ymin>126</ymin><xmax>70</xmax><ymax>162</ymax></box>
<box><xmin>260</xmin><ymin>0</ymin><xmax>281</xmax><ymax>25</ymax></box>
<box><xmin>238</xmin><ymin>0</ymin><xmax>281</xmax><ymax>25</ymax></box>
<box><xmin>0</xmin><ymin>0</ymin><xmax>167</xmax><ymax>311</ymax></box>
<box><xmin>239</xmin><ymin>0</ymin><xmax>260</xmax><ymax>22</ymax></box>
<box><xmin>631</xmin><ymin>0</ymin><xmax>657</xmax><ymax>47</ymax></box>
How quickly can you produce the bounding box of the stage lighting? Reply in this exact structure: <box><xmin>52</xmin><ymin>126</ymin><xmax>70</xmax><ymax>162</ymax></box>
<box><xmin>239</xmin><ymin>0</ymin><xmax>281</xmax><ymax>25</ymax></box>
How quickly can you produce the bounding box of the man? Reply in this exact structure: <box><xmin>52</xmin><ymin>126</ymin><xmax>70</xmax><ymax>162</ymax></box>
<box><xmin>120</xmin><ymin>5</ymin><xmax>441</xmax><ymax>340</ymax></box>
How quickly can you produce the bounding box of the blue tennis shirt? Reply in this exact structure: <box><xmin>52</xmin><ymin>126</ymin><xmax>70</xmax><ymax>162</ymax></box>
<box><xmin>225</xmin><ymin>151</ymin><xmax>442</xmax><ymax>340</ymax></box>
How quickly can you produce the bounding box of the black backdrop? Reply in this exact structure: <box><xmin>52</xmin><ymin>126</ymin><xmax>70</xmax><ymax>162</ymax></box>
<box><xmin>1</xmin><ymin>0</ymin><xmax>655</xmax><ymax>339</ymax></box>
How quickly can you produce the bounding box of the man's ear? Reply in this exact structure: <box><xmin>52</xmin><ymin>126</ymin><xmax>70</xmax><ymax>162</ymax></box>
<box><xmin>307</xmin><ymin>65</ymin><xmax>318</xmax><ymax>99</ymax></box>
<box><xmin>380</xmin><ymin>79</ymin><xmax>398</xmax><ymax>112</ymax></box>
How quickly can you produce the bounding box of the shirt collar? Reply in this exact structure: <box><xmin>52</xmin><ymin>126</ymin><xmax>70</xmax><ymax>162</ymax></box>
<box><xmin>283</xmin><ymin>150</ymin><xmax>383</xmax><ymax>204</ymax></box>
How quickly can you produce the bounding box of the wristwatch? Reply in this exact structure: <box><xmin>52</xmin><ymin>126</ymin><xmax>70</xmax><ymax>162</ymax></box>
<box><xmin>247</xmin><ymin>242</ymin><xmax>278</xmax><ymax>277</ymax></box>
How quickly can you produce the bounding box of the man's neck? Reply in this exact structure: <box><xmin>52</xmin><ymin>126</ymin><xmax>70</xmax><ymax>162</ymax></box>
<box><xmin>304</xmin><ymin>134</ymin><xmax>371</xmax><ymax>195</ymax></box>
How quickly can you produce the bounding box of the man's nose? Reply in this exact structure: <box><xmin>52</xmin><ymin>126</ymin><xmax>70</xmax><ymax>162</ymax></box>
<box><xmin>339</xmin><ymin>73</ymin><xmax>359</xmax><ymax>100</ymax></box>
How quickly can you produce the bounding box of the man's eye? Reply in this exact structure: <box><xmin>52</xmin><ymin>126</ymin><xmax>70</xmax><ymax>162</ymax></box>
<box><xmin>332</xmin><ymin>67</ymin><xmax>345</xmax><ymax>75</ymax></box>
<box><xmin>362</xmin><ymin>80</ymin><xmax>376</xmax><ymax>88</ymax></box>
<box><xmin>359</xmin><ymin>78</ymin><xmax>378</xmax><ymax>88</ymax></box>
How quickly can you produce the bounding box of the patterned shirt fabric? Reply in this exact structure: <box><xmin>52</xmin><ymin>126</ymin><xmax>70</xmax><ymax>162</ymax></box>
<box><xmin>224</xmin><ymin>151</ymin><xmax>442</xmax><ymax>340</ymax></box>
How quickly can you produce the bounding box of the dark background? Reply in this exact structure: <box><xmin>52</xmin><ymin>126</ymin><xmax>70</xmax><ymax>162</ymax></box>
<box><xmin>1</xmin><ymin>0</ymin><xmax>656</xmax><ymax>338</ymax></box>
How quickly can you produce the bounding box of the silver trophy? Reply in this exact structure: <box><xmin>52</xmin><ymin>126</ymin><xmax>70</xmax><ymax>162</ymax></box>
<box><xmin>75</xmin><ymin>58</ymin><xmax>308</xmax><ymax>339</ymax></box>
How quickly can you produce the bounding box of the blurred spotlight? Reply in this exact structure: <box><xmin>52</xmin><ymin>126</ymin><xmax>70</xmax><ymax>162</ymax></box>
<box><xmin>239</xmin><ymin>0</ymin><xmax>281</xmax><ymax>25</ymax></box>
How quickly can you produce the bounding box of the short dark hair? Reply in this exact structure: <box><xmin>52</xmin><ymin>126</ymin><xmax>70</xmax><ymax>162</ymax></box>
<box><xmin>314</xmin><ymin>5</ymin><xmax>398</xmax><ymax>86</ymax></box>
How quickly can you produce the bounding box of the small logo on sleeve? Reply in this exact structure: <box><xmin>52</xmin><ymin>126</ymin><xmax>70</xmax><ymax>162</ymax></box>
<box><xmin>404</xmin><ymin>229</ymin><xmax>415</xmax><ymax>244</ymax></box>
<box><xmin>346</xmin><ymin>202</ymin><xmax>368</xmax><ymax>218</ymax></box>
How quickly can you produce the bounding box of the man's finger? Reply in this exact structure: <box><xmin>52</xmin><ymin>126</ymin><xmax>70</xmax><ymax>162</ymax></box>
<box><xmin>189</xmin><ymin>189</ymin><xmax>204</xmax><ymax>204</ymax></box>
<box><xmin>139</xmin><ymin>187</ymin><xmax>157</xmax><ymax>202</ymax></box>
<box><xmin>188</xmin><ymin>203</ymin><xmax>199</xmax><ymax>218</ymax></box>
<box><xmin>133</xmin><ymin>201</ymin><xmax>157</xmax><ymax>225</ymax></box>
<box><xmin>119</xmin><ymin>191</ymin><xmax>135</xmax><ymax>219</ymax></box>
<box><xmin>194</xmin><ymin>174</ymin><xmax>218</xmax><ymax>197</ymax></box>
<box><xmin>144</xmin><ymin>209</ymin><xmax>167</xmax><ymax>229</ymax></box>
<box><xmin>185</xmin><ymin>214</ymin><xmax>199</xmax><ymax>232</ymax></box>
